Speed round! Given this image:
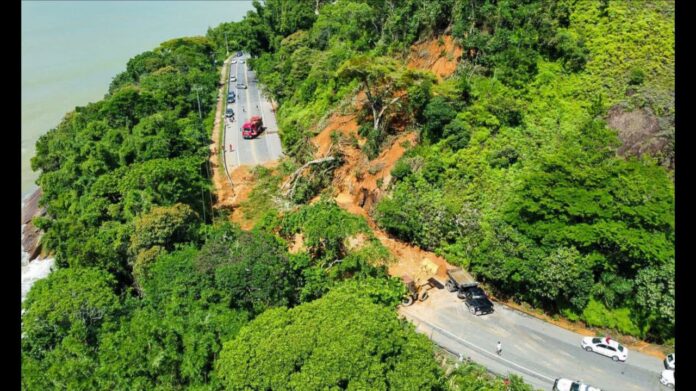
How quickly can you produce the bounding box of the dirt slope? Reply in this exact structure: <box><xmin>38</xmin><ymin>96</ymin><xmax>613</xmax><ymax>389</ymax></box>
<box><xmin>407</xmin><ymin>35</ymin><xmax>463</xmax><ymax>80</ymax></box>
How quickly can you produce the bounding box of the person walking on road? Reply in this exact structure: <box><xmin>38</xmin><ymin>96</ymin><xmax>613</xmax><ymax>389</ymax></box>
<box><xmin>496</xmin><ymin>341</ymin><xmax>502</xmax><ymax>356</ymax></box>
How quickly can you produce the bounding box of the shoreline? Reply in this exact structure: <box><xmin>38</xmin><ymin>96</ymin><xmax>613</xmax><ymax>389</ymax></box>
<box><xmin>21</xmin><ymin>186</ymin><xmax>54</xmax><ymax>302</ymax></box>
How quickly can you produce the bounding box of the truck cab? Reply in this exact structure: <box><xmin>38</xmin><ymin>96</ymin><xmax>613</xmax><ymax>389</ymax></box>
<box><xmin>242</xmin><ymin>115</ymin><xmax>263</xmax><ymax>139</ymax></box>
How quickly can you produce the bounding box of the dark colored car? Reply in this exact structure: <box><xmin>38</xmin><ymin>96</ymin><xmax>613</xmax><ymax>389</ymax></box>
<box><xmin>236</xmin><ymin>51</ymin><xmax>242</xmax><ymax>57</ymax></box>
<box><xmin>459</xmin><ymin>286</ymin><xmax>494</xmax><ymax>315</ymax></box>
<box><xmin>225</xmin><ymin>108</ymin><xmax>234</xmax><ymax>118</ymax></box>
<box><xmin>227</xmin><ymin>94</ymin><xmax>235</xmax><ymax>103</ymax></box>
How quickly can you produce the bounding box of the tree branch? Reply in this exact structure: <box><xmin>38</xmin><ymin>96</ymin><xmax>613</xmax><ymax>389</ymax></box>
<box><xmin>282</xmin><ymin>156</ymin><xmax>337</xmax><ymax>198</ymax></box>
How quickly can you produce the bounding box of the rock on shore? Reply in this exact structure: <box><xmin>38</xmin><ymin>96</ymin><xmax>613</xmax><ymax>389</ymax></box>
<box><xmin>21</xmin><ymin>188</ymin><xmax>45</xmax><ymax>261</ymax></box>
<box><xmin>21</xmin><ymin>187</ymin><xmax>54</xmax><ymax>303</ymax></box>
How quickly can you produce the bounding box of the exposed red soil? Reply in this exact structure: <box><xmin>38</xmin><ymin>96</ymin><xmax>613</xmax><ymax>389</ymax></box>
<box><xmin>407</xmin><ymin>35</ymin><xmax>463</xmax><ymax>80</ymax></box>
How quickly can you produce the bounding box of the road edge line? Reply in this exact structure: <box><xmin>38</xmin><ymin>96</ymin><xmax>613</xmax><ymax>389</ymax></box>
<box><xmin>405</xmin><ymin>312</ymin><xmax>557</xmax><ymax>384</ymax></box>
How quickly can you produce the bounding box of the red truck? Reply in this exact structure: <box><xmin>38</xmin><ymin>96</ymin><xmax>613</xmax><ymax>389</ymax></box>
<box><xmin>242</xmin><ymin>115</ymin><xmax>263</xmax><ymax>139</ymax></box>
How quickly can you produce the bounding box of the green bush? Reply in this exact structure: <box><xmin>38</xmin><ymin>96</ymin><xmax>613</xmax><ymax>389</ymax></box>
<box><xmin>628</xmin><ymin>67</ymin><xmax>646</xmax><ymax>86</ymax></box>
<box><xmin>391</xmin><ymin>159</ymin><xmax>412</xmax><ymax>181</ymax></box>
<box><xmin>581</xmin><ymin>298</ymin><xmax>641</xmax><ymax>337</ymax></box>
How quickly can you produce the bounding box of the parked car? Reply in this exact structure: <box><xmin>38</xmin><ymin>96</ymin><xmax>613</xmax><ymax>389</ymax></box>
<box><xmin>227</xmin><ymin>95</ymin><xmax>235</xmax><ymax>103</ymax></box>
<box><xmin>236</xmin><ymin>51</ymin><xmax>242</xmax><ymax>57</ymax></box>
<box><xmin>660</xmin><ymin>369</ymin><xmax>675</xmax><ymax>388</ymax></box>
<box><xmin>231</xmin><ymin>60</ymin><xmax>237</xmax><ymax>64</ymax></box>
<box><xmin>552</xmin><ymin>378</ymin><xmax>601</xmax><ymax>391</ymax></box>
<box><xmin>240</xmin><ymin>60</ymin><xmax>245</xmax><ymax>63</ymax></box>
<box><xmin>581</xmin><ymin>337</ymin><xmax>628</xmax><ymax>362</ymax></box>
<box><xmin>237</xmin><ymin>83</ymin><xmax>247</xmax><ymax>89</ymax></box>
<box><xmin>459</xmin><ymin>286</ymin><xmax>494</xmax><ymax>315</ymax></box>
<box><xmin>230</xmin><ymin>75</ymin><xmax>237</xmax><ymax>82</ymax></box>
<box><xmin>664</xmin><ymin>353</ymin><xmax>675</xmax><ymax>370</ymax></box>
<box><xmin>225</xmin><ymin>108</ymin><xmax>234</xmax><ymax>118</ymax></box>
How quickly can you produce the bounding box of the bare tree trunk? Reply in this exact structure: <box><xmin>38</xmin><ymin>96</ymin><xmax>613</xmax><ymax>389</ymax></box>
<box><xmin>282</xmin><ymin>156</ymin><xmax>337</xmax><ymax>198</ymax></box>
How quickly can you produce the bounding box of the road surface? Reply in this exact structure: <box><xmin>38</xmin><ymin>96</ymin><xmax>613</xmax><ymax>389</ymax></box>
<box><xmin>401</xmin><ymin>288</ymin><xmax>668</xmax><ymax>391</ymax></box>
<box><xmin>223</xmin><ymin>53</ymin><xmax>282</xmax><ymax>170</ymax></box>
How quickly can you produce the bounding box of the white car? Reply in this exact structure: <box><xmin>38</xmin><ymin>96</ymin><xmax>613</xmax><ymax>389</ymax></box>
<box><xmin>581</xmin><ymin>337</ymin><xmax>628</xmax><ymax>361</ymax></box>
<box><xmin>240</xmin><ymin>60</ymin><xmax>245</xmax><ymax>63</ymax></box>
<box><xmin>230</xmin><ymin>76</ymin><xmax>237</xmax><ymax>82</ymax></box>
<box><xmin>553</xmin><ymin>378</ymin><xmax>601</xmax><ymax>391</ymax></box>
<box><xmin>231</xmin><ymin>60</ymin><xmax>237</xmax><ymax>64</ymax></box>
<box><xmin>660</xmin><ymin>369</ymin><xmax>675</xmax><ymax>388</ymax></box>
<box><xmin>664</xmin><ymin>353</ymin><xmax>675</xmax><ymax>370</ymax></box>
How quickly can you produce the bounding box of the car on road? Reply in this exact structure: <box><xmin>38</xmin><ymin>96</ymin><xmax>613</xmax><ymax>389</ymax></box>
<box><xmin>231</xmin><ymin>60</ymin><xmax>237</xmax><ymax>64</ymax></box>
<box><xmin>237</xmin><ymin>83</ymin><xmax>247</xmax><ymax>89</ymax></box>
<box><xmin>581</xmin><ymin>337</ymin><xmax>628</xmax><ymax>362</ymax></box>
<box><xmin>240</xmin><ymin>60</ymin><xmax>245</xmax><ymax>63</ymax></box>
<box><xmin>227</xmin><ymin>95</ymin><xmax>235</xmax><ymax>103</ymax></box>
<box><xmin>664</xmin><ymin>353</ymin><xmax>675</xmax><ymax>370</ymax></box>
<box><xmin>230</xmin><ymin>75</ymin><xmax>237</xmax><ymax>82</ymax></box>
<box><xmin>552</xmin><ymin>378</ymin><xmax>601</xmax><ymax>391</ymax></box>
<box><xmin>236</xmin><ymin>51</ymin><xmax>242</xmax><ymax>56</ymax></box>
<box><xmin>458</xmin><ymin>286</ymin><xmax>494</xmax><ymax>315</ymax></box>
<box><xmin>660</xmin><ymin>369</ymin><xmax>674</xmax><ymax>388</ymax></box>
<box><xmin>225</xmin><ymin>108</ymin><xmax>234</xmax><ymax>118</ymax></box>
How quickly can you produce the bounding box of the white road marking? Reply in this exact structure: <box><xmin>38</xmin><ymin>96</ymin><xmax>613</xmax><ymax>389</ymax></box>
<box><xmin>255</xmin><ymin>82</ymin><xmax>273</xmax><ymax>155</ymax></box>
<box><xmin>405</xmin><ymin>311</ymin><xmax>557</xmax><ymax>383</ymax></box>
<box><xmin>242</xmin><ymin>58</ymin><xmax>259</xmax><ymax>165</ymax></box>
<box><xmin>231</xmin><ymin>60</ymin><xmax>241</xmax><ymax>167</ymax></box>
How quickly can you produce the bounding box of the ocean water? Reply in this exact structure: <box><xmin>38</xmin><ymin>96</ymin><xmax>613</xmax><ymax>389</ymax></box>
<box><xmin>21</xmin><ymin>0</ymin><xmax>254</xmax><ymax>199</ymax></box>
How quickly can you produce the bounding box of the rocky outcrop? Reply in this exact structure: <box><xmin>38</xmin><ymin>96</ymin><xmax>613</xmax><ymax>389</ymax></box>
<box><xmin>21</xmin><ymin>188</ymin><xmax>46</xmax><ymax>261</ymax></box>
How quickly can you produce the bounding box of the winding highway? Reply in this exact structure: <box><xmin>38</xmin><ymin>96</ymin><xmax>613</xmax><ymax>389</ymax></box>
<box><xmin>217</xmin><ymin>54</ymin><xmax>670</xmax><ymax>391</ymax></box>
<box><xmin>401</xmin><ymin>288</ymin><xmax>669</xmax><ymax>391</ymax></box>
<box><xmin>223</xmin><ymin>53</ymin><xmax>282</xmax><ymax>170</ymax></box>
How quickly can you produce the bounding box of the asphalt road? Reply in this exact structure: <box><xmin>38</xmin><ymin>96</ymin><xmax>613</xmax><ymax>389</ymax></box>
<box><xmin>223</xmin><ymin>54</ymin><xmax>282</xmax><ymax>170</ymax></box>
<box><xmin>401</xmin><ymin>288</ymin><xmax>668</xmax><ymax>391</ymax></box>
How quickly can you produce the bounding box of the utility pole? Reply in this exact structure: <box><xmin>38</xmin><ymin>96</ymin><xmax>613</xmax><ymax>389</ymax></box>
<box><xmin>193</xmin><ymin>85</ymin><xmax>203</xmax><ymax>120</ymax></box>
<box><xmin>224</xmin><ymin>31</ymin><xmax>229</xmax><ymax>55</ymax></box>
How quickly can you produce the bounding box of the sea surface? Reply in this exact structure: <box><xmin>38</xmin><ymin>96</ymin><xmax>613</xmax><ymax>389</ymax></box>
<box><xmin>21</xmin><ymin>0</ymin><xmax>254</xmax><ymax>199</ymax></box>
<box><xmin>21</xmin><ymin>0</ymin><xmax>254</xmax><ymax>302</ymax></box>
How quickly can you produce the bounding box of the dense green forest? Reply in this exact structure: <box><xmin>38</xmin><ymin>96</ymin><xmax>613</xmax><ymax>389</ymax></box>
<box><xmin>24</xmin><ymin>0</ymin><xmax>673</xmax><ymax>389</ymax></box>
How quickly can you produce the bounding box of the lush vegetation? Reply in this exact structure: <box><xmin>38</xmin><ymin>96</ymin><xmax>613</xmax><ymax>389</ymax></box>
<box><xmin>373</xmin><ymin>1</ymin><xmax>674</xmax><ymax>341</ymax></box>
<box><xmin>210</xmin><ymin>0</ymin><xmax>675</xmax><ymax>343</ymax></box>
<box><xmin>24</xmin><ymin>0</ymin><xmax>673</xmax><ymax>389</ymax></box>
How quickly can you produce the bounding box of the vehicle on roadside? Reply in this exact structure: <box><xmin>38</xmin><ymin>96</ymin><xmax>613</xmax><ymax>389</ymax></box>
<box><xmin>552</xmin><ymin>378</ymin><xmax>601</xmax><ymax>391</ymax></box>
<box><xmin>459</xmin><ymin>286</ymin><xmax>494</xmax><ymax>315</ymax></box>
<box><xmin>581</xmin><ymin>337</ymin><xmax>628</xmax><ymax>362</ymax></box>
<box><xmin>240</xmin><ymin>60</ymin><xmax>245</xmax><ymax>63</ymax></box>
<box><xmin>664</xmin><ymin>353</ymin><xmax>675</xmax><ymax>370</ymax></box>
<box><xmin>236</xmin><ymin>51</ymin><xmax>242</xmax><ymax>56</ymax></box>
<box><xmin>225</xmin><ymin>108</ymin><xmax>234</xmax><ymax>118</ymax></box>
<box><xmin>445</xmin><ymin>267</ymin><xmax>478</xmax><ymax>293</ymax></box>
<box><xmin>227</xmin><ymin>95</ymin><xmax>235</xmax><ymax>103</ymax></box>
<box><xmin>237</xmin><ymin>83</ymin><xmax>247</xmax><ymax>89</ymax></box>
<box><xmin>230</xmin><ymin>75</ymin><xmax>237</xmax><ymax>82</ymax></box>
<box><xmin>231</xmin><ymin>60</ymin><xmax>237</xmax><ymax>64</ymax></box>
<box><xmin>660</xmin><ymin>369</ymin><xmax>674</xmax><ymax>388</ymax></box>
<box><xmin>401</xmin><ymin>274</ymin><xmax>437</xmax><ymax>306</ymax></box>
<box><xmin>242</xmin><ymin>115</ymin><xmax>263</xmax><ymax>139</ymax></box>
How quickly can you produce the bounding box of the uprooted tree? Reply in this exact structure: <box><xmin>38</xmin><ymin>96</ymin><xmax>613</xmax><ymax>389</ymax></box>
<box><xmin>337</xmin><ymin>55</ymin><xmax>433</xmax><ymax>133</ymax></box>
